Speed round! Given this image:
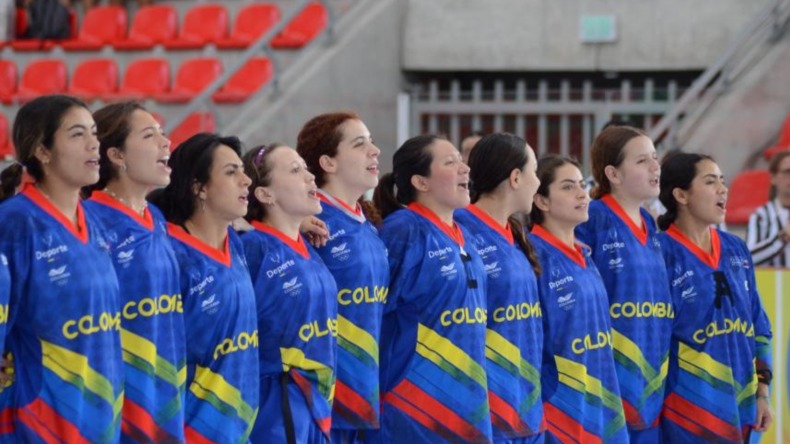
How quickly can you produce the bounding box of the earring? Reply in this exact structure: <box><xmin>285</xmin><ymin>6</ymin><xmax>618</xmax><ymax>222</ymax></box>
<box><xmin>200</xmin><ymin>198</ymin><xmax>206</xmax><ymax>211</ymax></box>
<box><xmin>120</xmin><ymin>164</ymin><xmax>127</xmax><ymax>173</ymax></box>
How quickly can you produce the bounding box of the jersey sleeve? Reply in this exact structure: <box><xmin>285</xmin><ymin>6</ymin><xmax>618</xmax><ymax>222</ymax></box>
<box><xmin>0</xmin><ymin>213</ymin><xmax>32</xmax><ymax>334</ymax></box>
<box><xmin>379</xmin><ymin>214</ymin><xmax>423</xmax><ymax>314</ymax></box>
<box><xmin>240</xmin><ymin>232</ymin><xmax>265</xmax><ymax>280</ymax></box>
<box><xmin>743</xmin><ymin>241</ymin><xmax>773</xmax><ymax>372</ymax></box>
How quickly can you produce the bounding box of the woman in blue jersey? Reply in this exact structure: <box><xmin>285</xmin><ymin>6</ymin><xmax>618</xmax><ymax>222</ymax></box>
<box><xmin>148</xmin><ymin>133</ymin><xmax>259</xmax><ymax>443</ymax></box>
<box><xmin>371</xmin><ymin>134</ymin><xmax>492</xmax><ymax>443</ymax></box>
<box><xmin>527</xmin><ymin>154</ymin><xmax>627</xmax><ymax>444</ymax></box>
<box><xmin>575</xmin><ymin>125</ymin><xmax>672</xmax><ymax>442</ymax></box>
<box><xmin>455</xmin><ymin>133</ymin><xmax>544</xmax><ymax>443</ymax></box>
<box><xmin>296</xmin><ymin>112</ymin><xmax>389</xmax><ymax>444</ymax></box>
<box><xmin>657</xmin><ymin>152</ymin><xmax>773</xmax><ymax>443</ymax></box>
<box><xmin>241</xmin><ymin>143</ymin><xmax>337</xmax><ymax>444</ymax></box>
<box><xmin>0</xmin><ymin>95</ymin><xmax>123</xmax><ymax>442</ymax></box>
<box><xmin>83</xmin><ymin>101</ymin><xmax>186</xmax><ymax>443</ymax></box>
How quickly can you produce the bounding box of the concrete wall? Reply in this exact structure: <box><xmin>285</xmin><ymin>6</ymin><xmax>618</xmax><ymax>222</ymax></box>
<box><xmin>227</xmin><ymin>0</ymin><xmax>404</xmax><ymax>172</ymax></box>
<box><xmin>403</xmin><ymin>0</ymin><xmax>768</xmax><ymax>71</ymax></box>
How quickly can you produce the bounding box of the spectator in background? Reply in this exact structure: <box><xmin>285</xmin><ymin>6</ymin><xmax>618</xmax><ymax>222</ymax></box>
<box><xmin>460</xmin><ymin>131</ymin><xmax>484</xmax><ymax>164</ymax></box>
<box><xmin>747</xmin><ymin>150</ymin><xmax>790</xmax><ymax>266</ymax></box>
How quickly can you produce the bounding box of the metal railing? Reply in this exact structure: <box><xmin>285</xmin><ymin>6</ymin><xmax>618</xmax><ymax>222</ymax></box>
<box><xmin>648</xmin><ymin>0</ymin><xmax>790</xmax><ymax>148</ymax></box>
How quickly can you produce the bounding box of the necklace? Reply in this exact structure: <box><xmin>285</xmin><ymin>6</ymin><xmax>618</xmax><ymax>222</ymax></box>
<box><xmin>104</xmin><ymin>188</ymin><xmax>147</xmax><ymax>216</ymax></box>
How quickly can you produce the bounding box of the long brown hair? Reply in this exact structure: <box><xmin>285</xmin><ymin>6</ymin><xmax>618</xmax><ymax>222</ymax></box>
<box><xmin>590</xmin><ymin>125</ymin><xmax>648</xmax><ymax>199</ymax></box>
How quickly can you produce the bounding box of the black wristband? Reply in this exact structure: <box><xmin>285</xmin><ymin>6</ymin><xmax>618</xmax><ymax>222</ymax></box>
<box><xmin>757</xmin><ymin>369</ymin><xmax>773</xmax><ymax>386</ymax></box>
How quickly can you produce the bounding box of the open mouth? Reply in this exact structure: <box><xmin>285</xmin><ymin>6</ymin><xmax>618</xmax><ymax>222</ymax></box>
<box><xmin>716</xmin><ymin>200</ymin><xmax>726</xmax><ymax>210</ymax></box>
<box><xmin>86</xmin><ymin>158</ymin><xmax>100</xmax><ymax>167</ymax></box>
<box><xmin>367</xmin><ymin>164</ymin><xmax>379</xmax><ymax>174</ymax></box>
<box><xmin>157</xmin><ymin>156</ymin><xmax>170</xmax><ymax>167</ymax></box>
<box><xmin>308</xmin><ymin>189</ymin><xmax>319</xmax><ymax>199</ymax></box>
<box><xmin>458</xmin><ymin>182</ymin><xmax>470</xmax><ymax>190</ymax></box>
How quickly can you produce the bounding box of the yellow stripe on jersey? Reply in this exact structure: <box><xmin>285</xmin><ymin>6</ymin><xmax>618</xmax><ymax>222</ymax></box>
<box><xmin>485</xmin><ymin>328</ymin><xmax>540</xmax><ymax>385</ymax></box>
<box><xmin>41</xmin><ymin>340</ymin><xmax>120</xmax><ymax>406</ymax></box>
<box><xmin>121</xmin><ymin>328</ymin><xmax>183</xmax><ymax>387</ymax></box>
<box><xmin>280</xmin><ymin>347</ymin><xmax>336</xmax><ymax>400</ymax></box>
<box><xmin>555</xmin><ymin>355</ymin><xmax>623</xmax><ymax>414</ymax></box>
<box><xmin>678</xmin><ymin>342</ymin><xmax>738</xmax><ymax>388</ymax></box>
<box><xmin>337</xmin><ymin>315</ymin><xmax>379</xmax><ymax>364</ymax></box>
<box><xmin>416</xmin><ymin>323</ymin><xmax>486</xmax><ymax>388</ymax></box>
<box><xmin>190</xmin><ymin>365</ymin><xmax>256</xmax><ymax>425</ymax></box>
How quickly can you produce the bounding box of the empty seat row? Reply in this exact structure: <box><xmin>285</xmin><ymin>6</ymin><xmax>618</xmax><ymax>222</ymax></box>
<box><xmin>0</xmin><ymin>57</ymin><xmax>274</xmax><ymax>104</ymax></box>
<box><xmin>0</xmin><ymin>111</ymin><xmax>217</xmax><ymax>160</ymax></box>
<box><xmin>0</xmin><ymin>2</ymin><xmax>327</xmax><ymax>51</ymax></box>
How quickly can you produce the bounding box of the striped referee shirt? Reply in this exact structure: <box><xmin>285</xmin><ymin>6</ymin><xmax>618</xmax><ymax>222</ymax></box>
<box><xmin>746</xmin><ymin>199</ymin><xmax>790</xmax><ymax>266</ymax></box>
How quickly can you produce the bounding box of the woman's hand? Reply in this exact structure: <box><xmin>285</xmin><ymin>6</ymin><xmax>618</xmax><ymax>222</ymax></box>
<box><xmin>753</xmin><ymin>384</ymin><xmax>773</xmax><ymax>432</ymax></box>
<box><xmin>300</xmin><ymin>216</ymin><xmax>329</xmax><ymax>247</ymax></box>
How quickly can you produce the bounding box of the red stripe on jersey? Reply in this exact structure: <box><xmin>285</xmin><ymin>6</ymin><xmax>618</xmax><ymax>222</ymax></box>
<box><xmin>466</xmin><ymin>205</ymin><xmax>514</xmax><ymax>245</ymax></box>
<box><xmin>388</xmin><ymin>379</ymin><xmax>488</xmax><ymax>442</ymax></box>
<box><xmin>22</xmin><ymin>184</ymin><xmax>89</xmax><ymax>244</ymax></box>
<box><xmin>407</xmin><ymin>202</ymin><xmax>465</xmax><ymax>247</ymax></box>
<box><xmin>90</xmin><ymin>191</ymin><xmax>154</xmax><ymax>230</ymax></box>
<box><xmin>0</xmin><ymin>407</ymin><xmax>14</xmax><ymax>435</ymax></box>
<box><xmin>251</xmin><ymin>221</ymin><xmax>309</xmax><ymax>259</ymax></box>
<box><xmin>665</xmin><ymin>225</ymin><xmax>721</xmax><ymax>269</ymax></box>
<box><xmin>384</xmin><ymin>390</ymin><xmax>467</xmax><ymax>442</ymax></box>
<box><xmin>121</xmin><ymin>398</ymin><xmax>176</xmax><ymax>443</ymax></box>
<box><xmin>17</xmin><ymin>398</ymin><xmax>91</xmax><ymax>444</ymax></box>
<box><xmin>291</xmin><ymin>371</ymin><xmax>332</xmax><ymax>436</ymax></box>
<box><xmin>167</xmin><ymin>223</ymin><xmax>232</xmax><ymax>267</ymax></box>
<box><xmin>488</xmin><ymin>390</ymin><xmax>530</xmax><ymax>434</ymax></box>
<box><xmin>543</xmin><ymin>402</ymin><xmax>601</xmax><ymax>444</ymax></box>
<box><xmin>663</xmin><ymin>393</ymin><xmax>742</xmax><ymax>442</ymax></box>
<box><xmin>601</xmin><ymin>194</ymin><xmax>647</xmax><ymax>245</ymax></box>
<box><xmin>335</xmin><ymin>379</ymin><xmax>377</xmax><ymax>425</ymax></box>
<box><xmin>621</xmin><ymin>398</ymin><xmax>646</xmax><ymax>429</ymax></box>
<box><xmin>184</xmin><ymin>425</ymin><xmax>215</xmax><ymax>444</ymax></box>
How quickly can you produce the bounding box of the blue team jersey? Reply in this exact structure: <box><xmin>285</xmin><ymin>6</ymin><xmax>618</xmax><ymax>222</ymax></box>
<box><xmin>242</xmin><ymin>221</ymin><xmax>338</xmax><ymax>443</ymax></box>
<box><xmin>575</xmin><ymin>195</ymin><xmax>673</xmax><ymax>430</ymax></box>
<box><xmin>455</xmin><ymin>206</ymin><xmax>544</xmax><ymax>441</ymax></box>
<box><xmin>167</xmin><ymin>224</ymin><xmax>259</xmax><ymax>444</ymax></box>
<box><xmin>0</xmin><ymin>253</ymin><xmax>8</xmax><ymax>349</ymax></box>
<box><xmin>659</xmin><ymin>225</ymin><xmax>772</xmax><ymax>443</ymax></box>
<box><xmin>529</xmin><ymin>225</ymin><xmax>627</xmax><ymax>444</ymax></box>
<box><xmin>373</xmin><ymin>203</ymin><xmax>492</xmax><ymax>444</ymax></box>
<box><xmin>0</xmin><ymin>184</ymin><xmax>123</xmax><ymax>443</ymax></box>
<box><xmin>86</xmin><ymin>192</ymin><xmax>186</xmax><ymax>443</ymax></box>
<box><xmin>314</xmin><ymin>192</ymin><xmax>389</xmax><ymax>431</ymax></box>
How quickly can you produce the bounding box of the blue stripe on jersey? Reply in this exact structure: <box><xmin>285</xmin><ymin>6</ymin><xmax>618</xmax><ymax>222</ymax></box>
<box><xmin>575</xmin><ymin>197</ymin><xmax>672</xmax><ymax>430</ymax></box>
<box><xmin>456</xmin><ymin>206</ymin><xmax>544</xmax><ymax>440</ymax></box>
<box><xmin>167</xmin><ymin>226</ymin><xmax>259</xmax><ymax>444</ymax></box>
<box><xmin>529</xmin><ymin>225</ymin><xmax>627</xmax><ymax>444</ymax></box>
<box><xmin>314</xmin><ymin>196</ymin><xmax>389</xmax><ymax>431</ymax></box>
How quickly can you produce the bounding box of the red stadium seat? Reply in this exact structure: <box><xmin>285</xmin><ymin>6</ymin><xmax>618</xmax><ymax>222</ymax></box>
<box><xmin>10</xmin><ymin>8</ymin><xmax>77</xmax><ymax>51</ymax></box>
<box><xmin>726</xmin><ymin>169</ymin><xmax>771</xmax><ymax>224</ymax></box>
<box><xmin>169</xmin><ymin>112</ymin><xmax>216</xmax><ymax>150</ymax></box>
<box><xmin>62</xmin><ymin>6</ymin><xmax>127</xmax><ymax>51</ymax></box>
<box><xmin>0</xmin><ymin>60</ymin><xmax>18</xmax><ymax>105</ymax></box>
<box><xmin>15</xmin><ymin>59</ymin><xmax>67</xmax><ymax>102</ymax></box>
<box><xmin>212</xmin><ymin>57</ymin><xmax>273</xmax><ymax>103</ymax></box>
<box><xmin>216</xmin><ymin>3</ymin><xmax>280</xmax><ymax>49</ymax></box>
<box><xmin>0</xmin><ymin>113</ymin><xmax>12</xmax><ymax>160</ymax></box>
<box><xmin>68</xmin><ymin>59</ymin><xmax>118</xmax><ymax>101</ymax></box>
<box><xmin>164</xmin><ymin>4</ymin><xmax>228</xmax><ymax>49</ymax></box>
<box><xmin>114</xmin><ymin>5</ymin><xmax>178</xmax><ymax>50</ymax></box>
<box><xmin>155</xmin><ymin>58</ymin><xmax>222</xmax><ymax>103</ymax></box>
<box><xmin>763</xmin><ymin>144</ymin><xmax>789</xmax><ymax>161</ymax></box>
<box><xmin>270</xmin><ymin>2</ymin><xmax>327</xmax><ymax>49</ymax></box>
<box><xmin>107</xmin><ymin>58</ymin><xmax>170</xmax><ymax>100</ymax></box>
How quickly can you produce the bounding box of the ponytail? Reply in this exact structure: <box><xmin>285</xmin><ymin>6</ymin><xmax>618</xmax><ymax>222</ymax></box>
<box><xmin>657</xmin><ymin>210</ymin><xmax>676</xmax><ymax>231</ymax></box>
<box><xmin>373</xmin><ymin>173</ymin><xmax>402</xmax><ymax>220</ymax></box>
<box><xmin>0</xmin><ymin>163</ymin><xmax>23</xmax><ymax>202</ymax></box>
<box><xmin>360</xmin><ymin>198</ymin><xmax>382</xmax><ymax>227</ymax></box>
<box><xmin>509</xmin><ymin>215</ymin><xmax>541</xmax><ymax>276</ymax></box>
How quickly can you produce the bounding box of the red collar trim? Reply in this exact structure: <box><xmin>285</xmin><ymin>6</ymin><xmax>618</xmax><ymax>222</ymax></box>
<box><xmin>665</xmin><ymin>224</ymin><xmax>721</xmax><ymax>269</ymax></box>
<box><xmin>89</xmin><ymin>191</ymin><xmax>154</xmax><ymax>230</ymax></box>
<box><xmin>167</xmin><ymin>222</ymin><xmax>231</xmax><ymax>267</ymax></box>
<box><xmin>251</xmin><ymin>220</ymin><xmax>309</xmax><ymax>259</ymax></box>
<box><xmin>531</xmin><ymin>224</ymin><xmax>586</xmax><ymax>268</ymax></box>
<box><xmin>601</xmin><ymin>194</ymin><xmax>647</xmax><ymax>245</ymax></box>
<box><xmin>408</xmin><ymin>202</ymin><xmax>465</xmax><ymax>247</ymax></box>
<box><xmin>22</xmin><ymin>183</ymin><xmax>88</xmax><ymax>244</ymax></box>
<box><xmin>466</xmin><ymin>204</ymin><xmax>513</xmax><ymax>245</ymax></box>
<box><xmin>317</xmin><ymin>191</ymin><xmax>362</xmax><ymax>217</ymax></box>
